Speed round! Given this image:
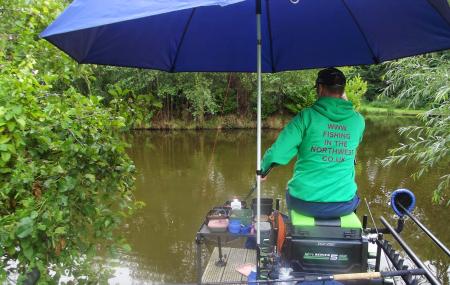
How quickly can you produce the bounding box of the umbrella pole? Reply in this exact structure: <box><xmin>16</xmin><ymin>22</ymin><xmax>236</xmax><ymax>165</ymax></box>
<box><xmin>255</xmin><ymin>0</ymin><xmax>262</xmax><ymax>273</ymax></box>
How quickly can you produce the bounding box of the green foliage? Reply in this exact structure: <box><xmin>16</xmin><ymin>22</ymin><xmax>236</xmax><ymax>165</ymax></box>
<box><xmin>382</xmin><ymin>52</ymin><xmax>450</xmax><ymax>204</ymax></box>
<box><xmin>90</xmin><ymin>65</ymin><xmax>367</xmax><ymax>125</ymax></box>
<box><xmin>351</xmin><ymin>64</ymin><xmax>387</xmax><ymax>101</ymax></box>
<box><xmin>345</xmin><ymin>75</ymin><xmax>368</xmax><ymax>110</ymax></box>
<box><xmin>181</xmin><ymin>74</ymin><xmax>218</xmax><ymax>121</ymax></box>
<box><xmin>0</xmin><ymin>0</ymin><xmax>139</xmax><ymax>282</ymax></box>
<box><xmin>95</xmin><ymin>70</ymin><xmax>223</xmax><ymax>125</ymax></box>
<box><xmin>383</xmin><ymin>52</ymin><xmax>450</xmax><ymax>108</ymax></box>
<box><xmin>95</xmin><ymin>69</ymin><xmax>351</xmax><ymax>125</ymax></box>
<box><xmin>107</xmin><ymin>83</ymin><xmax>162</xmax><ymax>128</ymax></box>
<box><xmin>263</xmin><ymin>71</ymin><xmax>317</xmax><ymax>115</ymax></box>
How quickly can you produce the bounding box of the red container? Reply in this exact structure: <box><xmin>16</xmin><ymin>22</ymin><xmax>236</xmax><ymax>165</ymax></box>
<box><xmin>207</xmin><ymin>219</ymin><xmax>229</xmax><ymax>232</ymax></box>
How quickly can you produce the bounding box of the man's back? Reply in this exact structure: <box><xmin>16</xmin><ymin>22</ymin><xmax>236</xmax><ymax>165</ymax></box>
<box><xmin>289</xmin><ymin>97</ymin><xmax>365</xmax><ymax>202</ymax></box>
<box><xmin>261</xmin><ymin>67</ymin><xmax>365</xmax><ymax>218</ymax></box>
<box><xmin>261</xmin><ymin>97</ymin><xmax>364</xmax><ymax>203</ymax></box>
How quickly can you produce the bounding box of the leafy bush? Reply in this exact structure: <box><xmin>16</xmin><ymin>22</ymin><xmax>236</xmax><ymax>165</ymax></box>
<box><xmin>351</xmin><ymin>64</ymin><xmax>387</xmax><ymax>101</ymax></box>
<box><xmin>0</xmin><ymin>89</ymin><xmax>137</xmax><ymax>283</ymax></box>
<box><xmin>263</xmin><ymin>71</ymin><xmax>317</xmax><ymax>115</ymax></box>
<box><xmin>282</xmin><ymin>86</ymin><xmax>316</xmax><ymax>114</ymax></box>
<box><xmin>183</xmin><ymin>74</ymin><xmax>218</xmax><ymax>121</ymax></box>
<box><xmin>107</xmin><ymin>83</ymin><xmax>162</xmax><ymax>128</ymax></box>
<box><xmin>1</xmin><ymin>0</ymin><xmax>139</xmax><ymax>282</ymax></box>
<box><xmin>345</xmin><ymin>75</ymin><xmax>368</xmax><ymax>110</ymax></box>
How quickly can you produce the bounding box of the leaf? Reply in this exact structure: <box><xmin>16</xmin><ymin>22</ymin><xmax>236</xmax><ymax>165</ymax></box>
<box><xmin>0</xmin><ymin>135</ymin><xmax>11</xmax><ymax>144</ymax></box>
<box><xmin>6</xmin><ymin>143</ymin><xmax>16</xmax><ymax>154</ymax></box>
<box><xmin>6</xmin><ymin>121</ymin><xmax>16</xmax><ymax>131</ymax></box>
<box><xmin>37</xmin><ymin>224</ymin><xmax>47</xmax><ymax>231</ymax></box>
<box><xmin>52</xmin><ymin>165</ymin><xmax>65</xmax><ymax>174</ymax></box>
<box><xmin>54</xmin><ymin>227</ymin><xmax>66</xmax><ymax>234</ymax></box>
<box><xmin>85</xmin><ymin>174</ymin><xmax>96</xmax><ymax>183</ymax></box>
<box><xmin>1</xmin><ymin>152</ymin><xmax>11</xmax><ymax>162</ymax></box>
<box><xmin>60</xmin><ymin>195</ymin><xmax>68</xmax><ymax>206</ymax></box>
<box><xmin>59</xmin><ymin>176</ymin><xmax>76</xmax><ymax>192</ymax></box>
<box><xmin>16</xmin><ymin>117</ymin><xmax>26</xmax><ymax>129</ymax></box>
<box><xmin>30</xmin><ymin>211</ymin><xmax>38</xmax><ymax>219</ymax></box>
<box><xmin>22</xmin><ymin>245</ymin><xmax>34</xmax><ymax>261</ymax></box>
<box><xmin>16</xmin><ymin>217</ymin><xmax>34</xmax><ymax>239</ymax></box>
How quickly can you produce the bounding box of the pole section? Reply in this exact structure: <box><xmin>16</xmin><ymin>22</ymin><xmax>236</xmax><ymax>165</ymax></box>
<box><xmin>380</xmin><ymin>216</ymin><xmax>441</xmax><ymax>285</ymax></box>
<box><xmin>256</xmin><ymin>0</ymin><xmax>262</xmax><ymax>249</ymax></box>
<box><xmin>398</xmin><ymin>204</ymin><xmax>450</xmax><ymax>257</ymax></box>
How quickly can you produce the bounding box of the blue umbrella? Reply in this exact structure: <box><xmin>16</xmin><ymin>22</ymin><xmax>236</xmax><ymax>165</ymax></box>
<box><xmin>41</xmin><ymin>0</ymin><xmax>450</xmax><ymax>72</ymax></box>
<box><xmin>41</xmin><ymin>0</ymin><xmax>450</xmax><ymax>264</ymax></box>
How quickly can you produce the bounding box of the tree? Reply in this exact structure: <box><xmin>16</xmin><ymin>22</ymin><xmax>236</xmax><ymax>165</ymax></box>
<box><xmin>0</xmin><ymin>0</ymin><xmax>139</xmax><ymax>282</ymax></box>
<box><xmin>382</xmin><ymin>52</ymin><xmax>449</xmax><ymax>204</ymax></box>
<box><xmin>352</xmin><ymin>64</ymin><xmax>387</xmax><ymax>102</ymax></box>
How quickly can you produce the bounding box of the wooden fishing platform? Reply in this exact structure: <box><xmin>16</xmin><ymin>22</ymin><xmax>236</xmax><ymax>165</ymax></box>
<box><xmin>201</xmin><ymin>247</ymin><xmax>256</xmax><ymax>284</ymax></box>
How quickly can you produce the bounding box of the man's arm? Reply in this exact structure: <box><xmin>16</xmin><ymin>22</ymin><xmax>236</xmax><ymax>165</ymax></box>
<box><xmin>261</xmin><ymin>113</ymin><xmax>305</xmax><ymax>174</ymax></box>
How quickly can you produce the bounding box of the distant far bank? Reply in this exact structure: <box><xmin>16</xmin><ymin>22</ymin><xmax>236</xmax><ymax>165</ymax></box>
<box><xmin>133</xmin><ymin>108</ymin><xmax>420</xmax><ymax>130</ymax></box>
<box><xmin>359</xmin><ymin>104</ymin><xmax>424</xmax><ymax>117</ymax></box>
<box><xmin>135</xmin><ymin>114</ymin><xmax>291</xmax><ymax>130</ymax></box>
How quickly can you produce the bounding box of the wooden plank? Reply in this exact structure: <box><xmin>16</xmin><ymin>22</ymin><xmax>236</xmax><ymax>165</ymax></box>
<box><xmin>222</xmin><ymin>248</ymin><xmax>248</xmax><ymax>283</ymax></box>
<box><xmin>241</xmin><ymin>248</ymin><xmax>256</xmax><ymax>282</ymax></box>
<box><xmin>240</xmin><ymin>249</ymin><xmax>249</xmax><ymax>282</ymax></box>
<box><xmin>245</xmin><ymin>248</ymin><xmax>256</xmax><ymax>264</ymax></box>
<box><xmin>202</xmin><ymin>247</ymin><xmax>231</xmax><ymax>283</ymax></box>
<box><xmin>202</xmin><ymin>247</ymin><xmax>257</xmax><ymax>284</ymax></box>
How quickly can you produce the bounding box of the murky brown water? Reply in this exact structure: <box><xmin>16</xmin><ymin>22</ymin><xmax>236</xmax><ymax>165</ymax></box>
<box><xmin>113</xmin><ymin>116</ymin><xmax>449</xmax><ymax>284</ymax></box>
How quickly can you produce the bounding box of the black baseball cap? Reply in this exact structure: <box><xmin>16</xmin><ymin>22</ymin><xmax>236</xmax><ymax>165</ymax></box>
<box><xmin>315</xmin><ymin>67</ymin><xmax>346</xmax><ymax>89</ymax></box>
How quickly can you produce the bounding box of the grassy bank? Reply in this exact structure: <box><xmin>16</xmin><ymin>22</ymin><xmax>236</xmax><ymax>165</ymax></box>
<box><xmin>360</xmin><ymin>103</ymin><xmax>423</xmax><ymax>116</ymax></box>
<box><xmin>134</xmin><ymin>114</ymin><xmax>293</xmax><ymax>130</ymax></box>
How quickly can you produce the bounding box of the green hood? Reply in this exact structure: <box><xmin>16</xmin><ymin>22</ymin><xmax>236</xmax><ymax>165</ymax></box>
<box><xmin>312</xmin><ymin>97</ymin><xmax>355</xmax><ymax>122</ymax></box>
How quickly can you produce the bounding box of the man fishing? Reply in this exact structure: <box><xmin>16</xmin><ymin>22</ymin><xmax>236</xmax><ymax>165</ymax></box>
<box><xmin>260</xmin><ymin>67</ymin><xmax>365</xmax><ymax>218</ymax></box>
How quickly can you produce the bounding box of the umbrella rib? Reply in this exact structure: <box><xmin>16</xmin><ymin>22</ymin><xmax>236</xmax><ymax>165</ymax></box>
<box><xmin>265</xmin><ymin>0</ymin><xmax>276</xmax><ymax>72</ymax></box>
<box><xmin>170</xmin><ymin>8</ymin><xmax>196</xmax><ymax>72</ymax></box>
<box><xmin>424</xmin><ymin>0</ymin><xmax>450</xmax><ymax>27</ymax></box>
<box><xmin>340</xmin><ymin>0</ymin><xmax>380</xmax><ymax>64</ymax></box>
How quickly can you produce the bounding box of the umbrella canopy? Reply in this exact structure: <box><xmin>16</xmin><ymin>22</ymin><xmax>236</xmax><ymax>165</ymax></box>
<box><xmin>41</xmin><ymin>0</ymin><xmax>450</xmax><ymax>72</ymax></box>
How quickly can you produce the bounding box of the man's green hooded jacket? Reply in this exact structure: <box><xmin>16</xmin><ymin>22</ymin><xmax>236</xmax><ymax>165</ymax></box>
<box><xmin>261</xmin><ymin>97</ymin><xmax>365</xmax><ymax>202</ymax></box>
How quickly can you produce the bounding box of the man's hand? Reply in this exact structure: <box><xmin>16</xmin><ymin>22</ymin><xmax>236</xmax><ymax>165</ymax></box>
<box><xmin>260</xmin><ymin>175</ymin><xmax>267</xmax><ymax>181</ymax></box>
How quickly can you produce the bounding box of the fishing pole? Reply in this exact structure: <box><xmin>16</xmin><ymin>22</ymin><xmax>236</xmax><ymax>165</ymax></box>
<box><xmin>365</xmin><ymin>198</ymin><xmax>402</xmax><ymax>285</ymax></box>
<box><xmin>244</xmin><ymin>183</ymin><xmax>257</xmax><ymax>202</ymax></box>
<box><xmin>244</xmin><ymin>167</ymin><xmax>272</xmax><ymax>202</ymax></box>
<box><xmin>201</xmin><ymin>269</ymin><xmax>428</xmax><ymax>285</ymax></box>
<box><xmin>397</xmin><ymin>203</ymin><xmax>450</xmax><ymax>257</ymax></box>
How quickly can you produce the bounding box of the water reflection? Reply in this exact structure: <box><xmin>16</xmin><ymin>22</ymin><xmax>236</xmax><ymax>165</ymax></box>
<box><xmin>118</xmin><ymin>116</ymin><xmax>448</xmax><ymax>284</ymax></box>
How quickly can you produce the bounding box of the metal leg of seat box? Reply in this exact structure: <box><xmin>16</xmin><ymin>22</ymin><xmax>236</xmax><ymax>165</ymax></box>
<box><xmin>215</xmin><ymin>236</ymin><xmax>227</xmax><ymax>267</ymax></box>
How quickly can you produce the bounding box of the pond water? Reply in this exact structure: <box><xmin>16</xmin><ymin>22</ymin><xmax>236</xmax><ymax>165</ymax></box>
<box><xmin>111</xmin><ymin>116</ymin><xmax>449</xmax><ymax>284</ymax></box>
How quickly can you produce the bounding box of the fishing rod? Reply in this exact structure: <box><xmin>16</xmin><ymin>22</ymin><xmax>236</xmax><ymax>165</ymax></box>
<box><xmin>244</xmin><ymin>167</ymin><xmax>273</xmax><ymax>201</ymax></box>
<box><xmin>244</xmin><ymin>183</ymin><xmax>257</xmax><ymax>202</ymax></box>
<box><xmin>397</xmin><ymin>203</ymin><xmax>450</xmax><ymax>257</ymax></box>
<box><xmin>201</xmin><ymin>269</ymin><xmax>428</xmax><ymax>285</ymax></box>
